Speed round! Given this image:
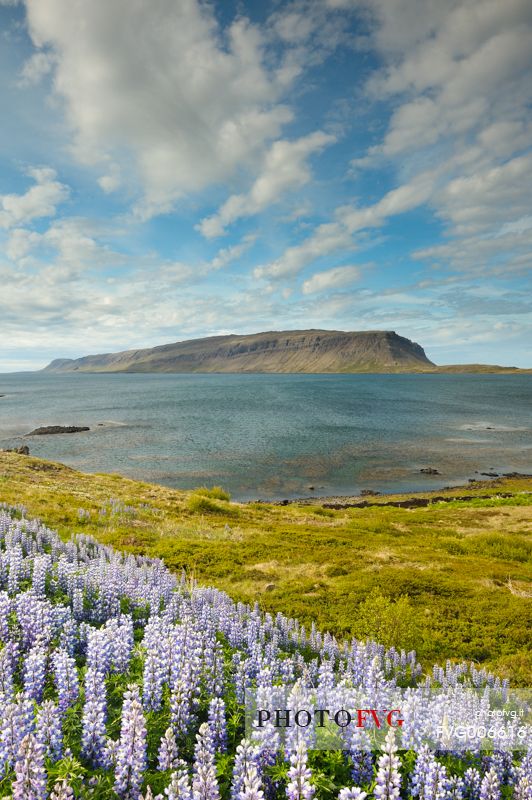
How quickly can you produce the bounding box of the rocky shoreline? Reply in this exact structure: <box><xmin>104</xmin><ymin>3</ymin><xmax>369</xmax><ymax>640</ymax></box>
<box><xmin>252</xmin><ymin>472</ymin><xmax>532</xmax><ymax>507</ymax></box>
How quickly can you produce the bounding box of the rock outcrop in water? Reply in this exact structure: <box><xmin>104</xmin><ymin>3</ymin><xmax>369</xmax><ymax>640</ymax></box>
<box><xmin>43</xmin><ymin>329</ymin><xmax>436</xmax><ymax>373</ymax></box>
<box><xmin>27</xmin><ymin>426</ymin><xmax>90</xmax><ymax>435</ymax></box>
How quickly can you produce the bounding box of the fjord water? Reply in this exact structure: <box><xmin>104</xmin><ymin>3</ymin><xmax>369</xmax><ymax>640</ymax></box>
<box><xmin>0</xmin><ymin>372</ymin><xmax>531</xmax><ymax>500</ymax></box>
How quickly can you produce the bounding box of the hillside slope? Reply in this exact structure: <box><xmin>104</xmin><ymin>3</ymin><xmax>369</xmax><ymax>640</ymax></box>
<box><xmin>44</xmin><ymin>329</ymin><xmax>435</xmax><ymax>373</ymax></box>
<box><xmin>0</xmin><ymin>450</ymin><xmax>530</xmax><ymax>681</ymax></box>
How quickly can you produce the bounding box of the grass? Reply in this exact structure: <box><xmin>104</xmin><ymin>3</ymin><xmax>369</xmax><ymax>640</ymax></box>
<box><xmin>0</xmin><ymin>450</ymin><xmax>531</xmax><ymax>683</ymax></box>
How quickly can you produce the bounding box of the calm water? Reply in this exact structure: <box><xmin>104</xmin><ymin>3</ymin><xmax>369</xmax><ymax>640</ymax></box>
<box><xmin>0</xmin><ymin>372</ymin><xmax>531</xmax><ymax>500</ymax></box>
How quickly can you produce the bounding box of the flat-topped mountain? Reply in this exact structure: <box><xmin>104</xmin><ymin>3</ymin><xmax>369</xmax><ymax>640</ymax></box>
<box><xmin>43</xmin><ymin>329</ymin><xmax>529</xmax><ymax>374</ymax></box>
<box><xmin>44</xmin><ymin>329</ymin><xmax>436</xmax><ymax>373</ymax></box>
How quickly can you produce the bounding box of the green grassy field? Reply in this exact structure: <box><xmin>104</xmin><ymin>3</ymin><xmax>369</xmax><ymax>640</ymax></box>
<box><xmin>1</xmin><ymin>451</ymin><xmax>530</xmax><ymax>683</ymax></box>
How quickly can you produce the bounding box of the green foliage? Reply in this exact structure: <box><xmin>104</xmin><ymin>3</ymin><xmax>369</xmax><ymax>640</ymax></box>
<box><xmin>352</xmin><ymin>590</ymin><xmax>418</xmax><ymax>651</ymax></box>
<box><xmin>195</xmin><ymin>485</ymin><xmax>232</xmax><ymax>501</ymax></box>
<box><xmin>187</xmin><ymin>493</ymin><xmax>239</xmax><ymax>516</ymax></box>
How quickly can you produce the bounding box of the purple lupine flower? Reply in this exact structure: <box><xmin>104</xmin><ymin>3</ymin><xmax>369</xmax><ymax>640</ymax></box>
<box><xmin>463</xmin><ymin>768</ymin><xmax>481</xmax><ymax>800</ymax></box>
<box><xmin>192</xmin><ymin>722</ymin><xmax>220</xmax><ymax>800</ymax></box>
<box><xmin>241</xmin><ymin>760</ymin><xmax>264</xmax><ymax>800</ymax></box>
<box><xmin>0</xmin><ymin>696</ymin><xmax>35</xmax><ymax>771</ymax></box>
<box><xmin>36</xmin><ymin>700</ymin><xmax>62</xmax><ymax>760</ymax></box>
<box><xmin>448</xmin><ymin>776</ymin><xmax>465</xmax><ymax>799</ymax></box>
<box><xmin>52</xmin><ymin>649</ymin><xmax>79</xmax><ymax>712</ymax></box>
<box><xmin>143</xmin><ymin>639</ymin><xmax>166</xmax><ymax>711</ymax></box>
<box><xmin>374</xmin><ymin>729</ymin><xmax>401</xmax><ymax>800</ymax></box>
<box><xmin>411</xmin><ymin>746</ymin><xmax>449</xmax><ymax>800</ymax></box>
<box><xmin>12</xmin><ymin>733</ymin><xmax>47</xmax><ymax>800</ymax></box>
<box><xmin>479</xmin><ymin>768</ymin><xmax>500</xmax><ymax>800</ymax></box>
<box><xmin>515</xmin><ymin>773</ymin><xmax>531</xmax><ymax>800</ymax></box>
<box><xmin>286</xmin><ymin>742</ymin><xmax>314</xmax><ymax>800</ymax></box>
<box><xmin>348</xmin><ymin>747</ymin><xmax>373</xmax><ymax>788</ymax></box>
<box><xmin>158</xmin><ymin>727</ymin><xmax>179</xmax><ymax>771</ymax></box>
<box><xmin>208</xmin><ymin>698</ymin><xmax>227</xmax><ymax>753</ymax></box>
<box><xmin>514</xmin><ymin>751</ymin><xmax>531</xmax><ymax>800</ymax></box>
<box><xmin>166</xmin><ymin>761</ymin><xmax>192</xmax><ymax>800</ymax></box>
<box><xmin>231</xmin><ymin>740</ymin><xmax>260</xmax><ymax>800</ymax></box>
<box><xmin>50</xmin><ymin>779</ymin><xmax>75</xmax><ymax>800</ymax></box>
<box><xmin>0</xmin><ymin>591</ymin><xmax>11</xmax><ymax>639</ymax></box>
<box><xmin>171</xmin><ymin>679</ymin><xmax>194</xmax><ymax>737</ymax></box>
<box><xmin>23</xmin><ymin>645</ymin><xmax>47</xmax><ymax>702</ymax></box>
<box><xmin>0</xmin><ymin>645</ymin><xmax>15</xmax><ymax>704</ymax></box>
<box><xmin>81</xmin><ymin>667</ymin><xmax>108</xmax><ymax>767</ymax></box>
<box><xmin>338</xmin><ymin>789</ymin><xmax>367</xmax><ymax>800</ymax></box>
<box><xmin>141</xmin><ymin>788</ymin><xmax>164</xmax><ymax>800</ymax></box>
<box><xmin>114</xmin><ymin>684</ymin><xmax>147</xmax><ymax>799</ymax></box>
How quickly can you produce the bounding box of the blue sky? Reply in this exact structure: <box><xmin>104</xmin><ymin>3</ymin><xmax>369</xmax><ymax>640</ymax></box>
<box><xmin>0</xmin><ymin>0</ymin><xmax>531</xmax><ymax>371</ymax></box>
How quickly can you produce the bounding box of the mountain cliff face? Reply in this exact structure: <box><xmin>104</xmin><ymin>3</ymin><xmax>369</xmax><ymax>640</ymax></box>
<box><xmin>43</xmin><ymin>330</ymin><xmax>435</xmax><ymax>373</ymax></box>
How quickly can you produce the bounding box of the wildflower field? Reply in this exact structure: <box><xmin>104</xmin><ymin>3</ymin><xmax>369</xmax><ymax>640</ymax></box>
<box><xmin>0</xmin><ymin>494</ymin><xmax>530</xmax><ymax>799</ymax></box>
<box><xmin>0</xmin><ymin>500</ymin><xmax>532</xmax><ymax>800</ymax></box>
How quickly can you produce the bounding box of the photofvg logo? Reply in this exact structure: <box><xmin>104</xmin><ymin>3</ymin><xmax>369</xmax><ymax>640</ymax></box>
<box><xmin>256</xmin><ymin>708</ymin><xmax>403</xmax><ymax>730</ymax></box>
<box><xmin>244</xmin><ymin>684</ymin><xmax>532</xmax><ymax>752</ymax></box>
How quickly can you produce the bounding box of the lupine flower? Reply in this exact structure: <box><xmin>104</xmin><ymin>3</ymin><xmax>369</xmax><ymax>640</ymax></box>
<box><xmin>241</xmin><ymin>760</ymin><xmax>264</xmax><ymax>800</ymax></box>
<box><xmin>411</xmin><ymin>746</ymin><xmax>450</xmax><ymax>800</ymax></box>
<box><xmin>231</xmin><ymin>740</ymin><xmax>262</xmax><ymax>800</ymax></box>
<box><xmin>36</xmin><ymin>700</ymin><xmax>63</xmax><ymax>760</ymax></box>
<box><xmin>158</xmin><ymin>727</ymin><xmax>180</xmax><ymax>771</ymax></box>
<box><xmin>23</xmin><ymin>645</ymin><xmax>47</xmax><ymax>702</ymax></box>
<box><xmin>52</xmin><ymin>648</ymin><xmax>79</xmax><ymax>712</ymax></box>
<box><xmin>208</xmin><ymin>698</ymin><xmax>227</xmax><ymax>753</ymax></box>
<box><xmin>192</xmin><ymin>722</ymin><xmax>220</xmax><ymax>800</ymax></box>
<box><xmin>374</xmin><ymin>729</ymin><xmax>401</xmax><ymax>800</ymax></box>
<box><xmin>286</xmin><ymin>742</ymin><xmax>314</xmax><ymax>800</ymax></box>
<box><xmin>479</xmin><ymin>768</ymin><xmax>500</xmax><ymax>800</ymax></box>
<box><xmin>141</xmin><ymin>788</ymin><xmax>164</xmax><ymax>800</ymax></box>
<box><xmin>166</xmin><ymin>761</ymin><xmax>192</xmax><ymax>800</ymax></box>
<box><xmin>514</xmin><ymin>752</ymin><xmax>531</xmax><ymax>800</ymax></box>
<box><xmin>0</xmin><ymin>696</ymin><xmax>35</xmax><ymax>771</ymax></box>
<box><xmin>338</xmin><ymin>789</ymin><xmax>367</xmax><ymax>800</ymax></box>
<box><xmin>81</xmin><ymin>667</ymin><xmax>108</xmax><ymax>767</ymax></box>
<box><xmin>463</xmin><ymin>768</ymin><xmax>481</xmax><ymax>800</ymax></box>
<box><xmin>114</xmin><ymin>684</ymin><xmax>148</xmax><ymax>800</ymax></box>
<box><xmin>50</xmin><ymin>779</ymin><xmax>75</xmax><ymax>800</ymax></box>
<box><xmin>12</xmin><ymin>733</ymin><xmax>47</xmax><ymax>800</ymax></box>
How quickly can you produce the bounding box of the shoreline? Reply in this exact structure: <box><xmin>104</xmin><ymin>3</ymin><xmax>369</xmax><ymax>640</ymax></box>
<box><xmin>249</xmin><ymin>471</ymin><xmax>532</xmax><ymax>507</ymax></box>
<box><xmin>4</xmin><ymin>446</ymin><xmax>530</xmax><ymax>508</ymax></box>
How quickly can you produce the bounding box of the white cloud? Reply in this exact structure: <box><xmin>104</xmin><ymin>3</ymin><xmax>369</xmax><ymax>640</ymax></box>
<box><xmin>255</xmin><ymin>168</ymin><xmax>436</xmax><ymax>281</ymax></box>
<box><xmin>198</xmin><ymin>130</ymin><xmax>335</xmax><ymax>238</ymax></box>
<box><xmin>18</xmin><ymin>50</ymin><xmax>54</xmax><ymax>86</ymax></box>
<box><xmin>302</xmin><ymin>264</ymin><xmax>361</xmax><ymax>294</ymax></box>
<box><xmin>0</xmin><ymin>167</ymin><xmax>69</xmax><ymax>229</ymax></box>
<box><xmin>22</xmin><ymin>0</ymin><xmax>298</xmax><ymax>216</ymax></box>
<box><xmin>254</xmin><ymin>221</ymin><xmax>353</xmax><ymax>280</ymax></box>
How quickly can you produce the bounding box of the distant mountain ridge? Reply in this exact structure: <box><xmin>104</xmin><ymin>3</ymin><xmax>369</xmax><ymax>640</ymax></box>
<box><xmin>42</xmin><ymin>329</ymin><xmax>527</xmax><ymax>374</ymax></box>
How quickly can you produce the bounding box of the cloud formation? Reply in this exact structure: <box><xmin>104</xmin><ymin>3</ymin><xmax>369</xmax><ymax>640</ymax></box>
<box><xmin>23</xmin><ymin>0</ymin><xmax>297</xmax><ymax>216</ymax></box>
<box><xmin>0</xmin><ymin>168</ymin><xmax>68</xmax><ymax>229</ymax></box>
<box><xmin>198</xmin><ymin>131</ymin><xmax>335</xmax><ymax>238</ymax></box>
<box><xmin>0</xmin><ymin>0</ymin><xmax>530</xmax><ymax>368</ymax></box>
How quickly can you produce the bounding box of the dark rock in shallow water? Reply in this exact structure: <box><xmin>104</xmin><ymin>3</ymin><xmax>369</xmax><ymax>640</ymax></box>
<box><xmin>481</xmin><ymin>471</ymin><xmax>499</xmax><ymax>477</ymax></box>
<box><xmin>361</xmin><ymin>489</ymin><xmax>381</xmax><ymax>496</ymax></box>
<box><xmin>420</xmin><ymin>467</ymin><xmax>440</xmax><ymax>475</ymax></box>
<box><xmin>27</xmin><ymin>425</ymin><xmax>90</xmax><ymax>436</ymax></box>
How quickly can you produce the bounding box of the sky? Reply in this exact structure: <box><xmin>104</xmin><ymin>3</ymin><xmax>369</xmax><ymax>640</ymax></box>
<box><xmin>0</xmin><ymin>0</ymin><xmax>531</xmax><ymax>371</ymax></box>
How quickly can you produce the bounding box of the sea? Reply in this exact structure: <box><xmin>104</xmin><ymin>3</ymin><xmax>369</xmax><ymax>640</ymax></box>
<box><xmin>0</xmin><ymin>372</ymin><xmax>531</xmax><ymax>501</ymax></box>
